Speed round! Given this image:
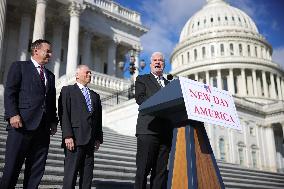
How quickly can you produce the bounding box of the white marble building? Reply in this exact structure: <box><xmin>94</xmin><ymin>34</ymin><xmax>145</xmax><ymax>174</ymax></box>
<box><xmin>105</xmin><ymin>0</ymin><xmax>284</xmax><ymax>173</ymax></box>
<box><xmin>0</xmin><ymin>0</ymin><xmax>148</xmax><ymax>99</ymax></box>
<box><xmin>170</xmin><ymin>0</ymin><xmax>284</xmax><ymax>172</ymax></box>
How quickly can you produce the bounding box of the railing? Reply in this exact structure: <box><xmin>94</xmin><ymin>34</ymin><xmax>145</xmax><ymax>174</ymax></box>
<box><xmin>86</xmin><ymin>0</ymin><xmax>141</xmax><ymax>24</ymax></box>
<box><xmin>101</xmin><ymin>84</ymin><xmax>135</xmax><ymax>108</ymax></box>
<box><xmin>56</xmin><ymin>71</ymin><xmax>132</xmax><ymax>92</ymax></box>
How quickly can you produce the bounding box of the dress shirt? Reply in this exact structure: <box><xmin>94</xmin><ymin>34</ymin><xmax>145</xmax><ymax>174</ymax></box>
<box><xmin>31</xmin><ymin>57</ymin><xmax>47</xmax><ymax>86</ymax></box>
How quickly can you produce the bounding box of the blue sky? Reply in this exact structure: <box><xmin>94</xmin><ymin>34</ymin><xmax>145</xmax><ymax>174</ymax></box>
<box><xmin>115</xmin><ymin>0</ymin><xmax>284</xmax><ymax>76</ymax></box>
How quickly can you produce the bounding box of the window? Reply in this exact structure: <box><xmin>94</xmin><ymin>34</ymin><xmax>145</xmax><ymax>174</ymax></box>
<box><xmin>103</xmin><ymin>62</ymin><xmax>108</xmax><ymax>74</ymax></box>
<box><xmin>187</xmin><ymin>52</ymin><xmax>190</xmax><ymax>63</ymax></box>
<box><xmin>255</xmin><ymin>46</ymin><xmax>257</xmax><ymax>57</ymax></box>
<box><xmin>202</xmin><ymin>47</ymin><xmax>206</xmax><ymax>58</ymax></box>
<box><xmin>238</xmin><ymin>148</ymin><xmax>244</xmax><ymax>165</ymax></box>
<box><xmin>239</xmin><ymin>44</ymin><xmax>243</xmax><ymax>56</ymax></box>
<box><xmin>218</xmin><ymin>17</ymin><xmax>221</xmax><ymax>22</ymax></box>
<box><xmin>60</xmin><ymin>49</ymin><xmax>64</xmax><ymax>61</ymax></box>
<box><xmin>225</xmin><ymin>16</ymin><xmax>228</xmax><ymax>21</ymax></box>
<box><xmin>232</xmin><ymin>16</ymin><xmax>235</xmax><ymax>21</ymax></box>
<box><xmin>211</xmin><ymin>18</ymin><xmax>213</xmax><ymax>23</ymax></box>
<box><xmin>213</xmin><ymin>77</ymin><xmax>217</xmax><ymax>88</ymax></box>
<box><xmin>219</xmin><ymin>138</ymin><xmax>226</xmax><ymax>161</ymax></box>
<box><xmin>248</xmin><ymin>45</ymin><xmax>251</xmax><ymax>56</ymax></box>
<box><xmin>223</xmin><ymin>77</ymin><xmax>228</xmax><ymax>91</ymax></box>
<box><xmin>252</xmin><ymin>151</ymin><xmax>257</xmax><ymax>168</ymax></box>
<box><xmin>230</xmin><ymin>43</ymin><xmax>234</xmax><ymax>55</ymax></box>
<box><xmin>211</xmin><ymin>45</ymin><xmax>215</xmax><ymax>57</ymax></box>
<box><xmin>249</xmin><ymin>127</ymin><xmax>255</xmax><ymax>136</ymax></box>
<box><xmin>181</xmin><ymin>54</ymin><xmax>184</xmax><ymax>64</ymax></box>
<box><xmin>194</xmin><ymin>49</ymin><xmax>197</xmax><ymax>60</ymax></box>
<box><xmin>220</xmin><ymin>44</ymin><xmax>224</xmax><ymax>56</ymax></box>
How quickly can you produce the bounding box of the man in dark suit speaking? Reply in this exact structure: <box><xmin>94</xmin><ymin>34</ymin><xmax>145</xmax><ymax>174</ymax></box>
<box><xmin>58</xmin><ymin>65</ymin><xmax>103</xmax><ymax>189</ymax></box>
<box><xmin>0</xmin><ymin>39</ymin><xmax>58</xmax><ymax>189</ymax></box>
<box><xmin>134</xmin><ymin>52</ymin><xmax>173</xmax><ymax>189</ymax></box>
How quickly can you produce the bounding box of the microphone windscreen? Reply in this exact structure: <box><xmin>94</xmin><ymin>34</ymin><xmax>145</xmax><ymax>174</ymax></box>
<box><xmin>167</xmin><ymin>74</ymin><xmax>173</xmax><ymax>80</ymax></box>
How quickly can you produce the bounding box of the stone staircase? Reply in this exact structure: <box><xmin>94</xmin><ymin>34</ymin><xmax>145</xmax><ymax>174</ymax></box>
<box><xmin>0</xmin><ymin>97</ymin><xmax>284</xmax><ymax>188</ymax></box>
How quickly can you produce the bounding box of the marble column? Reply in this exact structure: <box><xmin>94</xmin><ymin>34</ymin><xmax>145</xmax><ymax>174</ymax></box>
<box><xmin>262</xmin><ymin>71</ymin><xmax>268</xmax><ymax>98</ymax></box>
<box><xmin>0</xmin><ymin>0</ymin><xmax>7</xmax><ymax>72</ymax></box>
<box><xmin>107</xmin><ymin>40</ymin><xmax>117</xmax><ymax>76</ymax></box>
<box><xmin>265</xmin><ymin>126</ymin><xmax>277</xmax><ymax>171</ymax></box>
<box><xmin>217</xmin><ymin>69</ymin><xmax>222</xmax><ymax>89</ymax></box>
<box><xmin>82</xmin><ymin>30</ymin><xmax>93</xmax><ymax>69</ymax></box>
<box><xmin>18</xmin><ymin>13</ymin><xmax>31</xmax><ymax>61</ymax></box>
<box><xmin>51</xmin><ymin>20</ymin><xmax>63</xmax><ymax>79</ymax></box>
<box><xmin>206</xmin><ymin>71</ymin><xmax>210</xmax><ymax>84</ymax></box>
<box><xmin>66</xmin><ymin>2</ymin><xmax>83</xmax><ymax>75</ymax></box>
<box><xmin>270</xmin><ymin>73</ymin><xmax>277</xmax><ymax>99</ymax></box>
<box><xmin>194</xmin><ymin>73</ymin><xmax>198</xmax><ymax>81</ymax></box>
<box><xmin>241</xmin><ymin>68</ymin><xmax>247</xmax><ymax>96</ymax></box>
<box><xmin>276</xmin><ymin>76</ymin><xmax>283</xmax><ymax>100</ymax></box>
<box><xmin>32</xmin><ymin>0</ymin><xmax>48</xmax><ymax>41</ymax></box>
<box><xmin>252</xmin><ymin>69</ymin><xmax>258</xmax><ymax>97</ymax></box>
<box><xmin>133</xmin><ymin>50</ymin><xmax>140</xmax><ymax>80</ymax></box>
<box><xmin>228</xmin><ymin>68</ymin><xmax>235</xmax><ymax>94</ymax></box>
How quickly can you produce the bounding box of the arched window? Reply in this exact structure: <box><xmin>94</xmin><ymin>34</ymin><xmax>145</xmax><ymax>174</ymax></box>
<box><xmin>255</xmin><ymin>46</ymin><xmax>258</xmax><ymax>57</ymax></box>
<box><xmin>211</xmin><ymin>45</ymin><xmax>215</xmax><ymax>57</ymax></box>
<box><xmin>194</xmin><ymin>49</ymin><xmax>197</xmax><ymax>60</ymax></box>
<box><xmin>181</xmin><ymin>54</ymin><xmax>184</xmax><ymax>64</ymax></box>
<box><xmin>219</xmin><ymin>138</ymin><xmax>226</xmax><ymax>161</ymax></box>
<box><xmin>230</xmin><ymin>43</ymin><xmax>234</xmax><ymax>55</ymax></box>
<box><xmin>220</xmin><ymin>44</ymin><xmax>224</xmax><ymax>56</ymax></box>
<box><xmin>187</xmin><ymin>52</ymin><xmax>190</xmax><ymax>63</ymax></box>
<box><xmin>202</xmin><ymin>47</ymin><xmax>206</xmax><ymax>58</ymax></box>
<box><xmin>239</xmin><ymin>44</ymin><xmax>243</xmax><ymax>56</ymax></box>
<box><xmin>247</xmin><ymin>45</ymin><xmax>251</xmax><ymax>56</ymax></box>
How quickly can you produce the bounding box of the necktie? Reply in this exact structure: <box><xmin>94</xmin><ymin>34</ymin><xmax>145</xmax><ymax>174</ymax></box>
<box><xmin>157</xmin><ymin>76</ymin><xmax>164</xmax><ymax>87</ymax></box>
<box><xmin>39</xmin><ymin>65</ymin><xmax>45</xmax><ymax>85</ymax></box>
<box><xmin>82</xmin><ymin>87</ymin><xmax>92</xmax><ymax>112</ymax></box>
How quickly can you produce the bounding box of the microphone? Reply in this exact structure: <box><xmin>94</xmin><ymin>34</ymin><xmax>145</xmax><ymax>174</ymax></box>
<box><xmin>167</xmin><ymin>74</ymin><xmax>173</xmax><ymax>81</ymax></box>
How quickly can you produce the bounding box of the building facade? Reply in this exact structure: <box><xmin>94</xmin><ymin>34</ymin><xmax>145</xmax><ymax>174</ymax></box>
<box><xmin>171</xmin><ymin>0</ymin><xmax>284</xmax><ymax>172</ymax></box>
<box><xmin>0</xmin><ymin>0</ymin><xmax>148</xmax><ymax>99</ymax></box>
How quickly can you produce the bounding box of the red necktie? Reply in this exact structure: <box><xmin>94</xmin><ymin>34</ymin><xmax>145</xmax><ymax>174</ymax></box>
<box><xmin>39</xmin><ymin>66</ymin><xmax>45</xmax><ymax>85</ymax></box>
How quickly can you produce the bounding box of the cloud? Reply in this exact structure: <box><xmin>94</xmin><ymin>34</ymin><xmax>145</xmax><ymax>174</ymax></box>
<box><xmin>139</xmin><ymin>0</ymin><xmax>205</xmax><ymax>61</ymax></box>
<box><xmin>272</xmin><ymin>47</ymin><xmax>284</xmax><ymax>69</ymax></box>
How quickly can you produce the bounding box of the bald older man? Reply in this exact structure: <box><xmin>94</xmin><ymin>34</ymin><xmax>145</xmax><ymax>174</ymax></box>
<box><xmin>58</xmin><ymin>65</ymin><xmax>103</xmax><ymax>189</ymax></box>
<box><xmin>134</xmin><ymin>52</ymin><xmax>174</xmax><ymax>189</ymax></box>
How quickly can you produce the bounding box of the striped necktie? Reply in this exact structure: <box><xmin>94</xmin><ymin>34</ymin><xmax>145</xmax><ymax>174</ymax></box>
<box><xmin>82</xmin><ymin>87</ymin><xmax>92</xmax><ymax>112</ymax></box>
<box><xmin>39</xmin><ymin>65</ymin><xmax>45</xmax><ymax>85</ymax></box>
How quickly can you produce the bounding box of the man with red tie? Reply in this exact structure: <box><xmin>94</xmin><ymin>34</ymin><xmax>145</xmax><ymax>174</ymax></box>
<box><xmin>0</xmin><ymin>39</ymin><xmax>58</xmax><ymax>189</ymax></box>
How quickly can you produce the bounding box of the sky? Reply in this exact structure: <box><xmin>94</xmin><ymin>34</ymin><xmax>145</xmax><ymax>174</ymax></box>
<box><xmin>115</xmin><ymin>0</ymin><xmax>284</xmax><ymax>76</ymax></box>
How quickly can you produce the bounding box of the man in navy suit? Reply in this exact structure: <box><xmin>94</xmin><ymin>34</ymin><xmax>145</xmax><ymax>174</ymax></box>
<box><xmin>0</xmin><ymin>39</ymin><xmax>58</xmax><ymax>189</ymax></box>
<box><xmin>58</xmin><ymin>65</ymin><xmax>103</xmax><ymax>189</ymax></box>
<box><xmin>134</xmin><ymin>52</ymin><xmax>173</xmax><ymax>189</ymax></box>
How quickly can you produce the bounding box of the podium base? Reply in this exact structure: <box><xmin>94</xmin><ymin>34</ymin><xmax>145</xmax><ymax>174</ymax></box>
<box><xmin>167</xmin><ymin>121</ymin><xmax>224</xmax><ymax>189</ymax></box>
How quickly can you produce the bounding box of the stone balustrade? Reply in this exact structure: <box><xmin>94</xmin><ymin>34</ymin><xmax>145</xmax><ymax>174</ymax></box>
<box><xmin>86</xmin><ymin>0</ymin><xmax>141</xmax><ymax>23</ymax></box>
<box><xmin>56</xmin><ymin>71</ymin><xmax>132</xmax><ymax>92</ymax></box>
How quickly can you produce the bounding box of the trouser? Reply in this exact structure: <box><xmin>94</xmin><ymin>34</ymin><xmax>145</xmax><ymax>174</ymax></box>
<box><xmin>135</xmin><ymin>134</ymin><xmax>172</xmax><ymax>189</ymax></box>
<box><xmin>63</xmin><ymin>142</ymin><xmax>95</xmax><ymax>189</ymax></box>
<box><xmin>0</xmin><ymin>121</ymin><xmax>50</xmax><ymax>189</ymax></box>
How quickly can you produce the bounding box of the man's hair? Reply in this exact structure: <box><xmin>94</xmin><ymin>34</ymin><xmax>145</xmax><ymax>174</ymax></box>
<box><xmin>150</xmin><ymin>51</ymin><xmax>165</xmax><ymax>62</ymax></box>
<box><xmin>30</xmin><ymin>39</ymin><xmax>51</xmax><ymax>55</ymax></box>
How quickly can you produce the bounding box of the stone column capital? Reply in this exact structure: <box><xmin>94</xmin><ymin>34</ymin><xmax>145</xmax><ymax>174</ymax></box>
<box><xmin>68</xmin><ymin>1</ymin><xmax>85</xmax><ymax>17</ymax></box>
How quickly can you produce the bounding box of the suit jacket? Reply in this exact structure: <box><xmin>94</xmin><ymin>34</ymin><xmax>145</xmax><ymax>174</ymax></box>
<box><xmin>58</xmin><ymin>84</ymin><xmax>103</xmax><ymax>147</ymax></box>
<box><xmin>135</xmin><ymin>73</ymin><xmax>173</xmax><ymax>135</ymax></box>
<box><xmin>4</xmin><ymin>60</ymin><xmax>58</xmax><ymax>130</ymax></box>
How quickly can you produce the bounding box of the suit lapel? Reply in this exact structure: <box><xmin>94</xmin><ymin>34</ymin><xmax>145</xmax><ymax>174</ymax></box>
<box><xmin>148</xmin><ymin>74</ymin><xmax>161</xmax><ymax>89</ymax></box>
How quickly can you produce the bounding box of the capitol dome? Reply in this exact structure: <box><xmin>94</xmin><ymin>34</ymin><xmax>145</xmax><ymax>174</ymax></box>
<box><xmin>171</xmin><ymin>0</ymin><xmax>284</xmax><ymax>104</ymax></box>
<box><xmin>179</xmin><ymin>0</ymin><xmax>258</xmax><ymax>42</ymax></box>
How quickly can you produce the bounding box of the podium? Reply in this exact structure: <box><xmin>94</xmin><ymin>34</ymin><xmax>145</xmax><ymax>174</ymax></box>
<box><xmin>139</xmin><ymin>78</ymin><xmax>225</xmax><ymax>189</ymax></box>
